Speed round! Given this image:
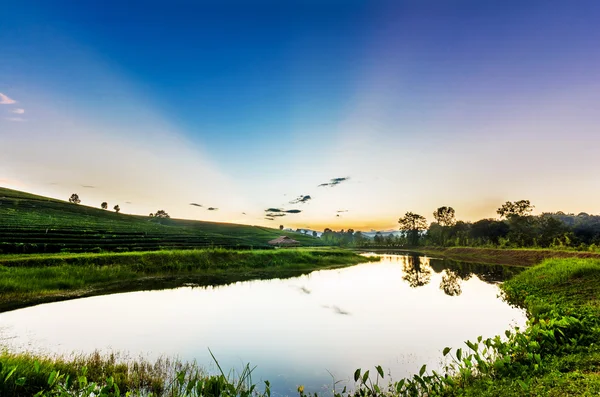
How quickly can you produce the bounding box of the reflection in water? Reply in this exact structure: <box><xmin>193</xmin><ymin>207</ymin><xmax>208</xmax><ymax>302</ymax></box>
<box><xmin>401</xmin><ymin>256</ymin><xmax>432</xmax><ymax>288</ymax></box>
<box><xmin>377</xmin><ymin>253</ymin><xmax>523</xmax><ymax>297</ymax></box>
<box><xmin>440</xmin><ymin>269</ymin><xmax>462</xmax><ymax>296</ymax></box>
<box><xmin>1</xmin><ymin>254</ymin><xmax>526</xmax><ymax>396</ymax></box>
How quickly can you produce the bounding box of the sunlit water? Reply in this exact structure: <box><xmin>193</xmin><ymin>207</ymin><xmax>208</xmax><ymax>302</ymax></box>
<box><xmin>0</xmin><ymin>254</ymin><xmax>527</xmax><ymax>396</ymax></box>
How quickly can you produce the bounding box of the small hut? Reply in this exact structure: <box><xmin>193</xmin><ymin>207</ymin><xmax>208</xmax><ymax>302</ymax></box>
<box><xmin>268</xmin><ymin>236</ymin><xmax>301</xmax><ymax>247</ymax></box>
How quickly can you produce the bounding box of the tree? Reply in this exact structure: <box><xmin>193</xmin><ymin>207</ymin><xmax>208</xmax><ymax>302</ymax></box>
<box><xmin>506</xmin><ymin>214</ymin><xmax>537</xmax><ymax>247</ymax></box>
<box><xmin>101</xmin><ymin>202</ymin><xmax>108</xmax><ymax>210</ymax></box>
<box><xmin>398</xmin><ymin>212</ymin><xmax>428</xmax><ymax>245</ymax></box>
<box><xmin>69</xmin><ymin>194</ymin><xmax>81</xmax><ymax>204</ymax></box>
<box><xmin>433</xmin><ymin>206</ymin><xmax>456</xmax><ymax>227</ymax></box>
<box><xmin>149</xmin><ymin>213</ymin><xmax>154</xmax><ymax>217</ymax></box>
<box><xmin>470</xmin><ymin>219</ymin><xmax>509</xmax><ymax>245</ymax></box>
<box><xmin>538</xmin><ymin>215</ymin><xmax>568</xmax><ymax>247</ymax></box>
<box><xmin>497</xmin><ymin>200</ymin><xmax>534</xmax><ymax>219</ymax></box>
<box><xmin>154</xmin><ymin>210</ymin><xmax>170</xmax><ymax>219</ymax></box>
<box><xmin>374</xmin><ymin>233</ymin><xmax>383</xmax><ymax>245</ymax></box>
<box><xmin>113</xmin><ymin>205</ymin><xmax>120</xmax><ymax>213</ymax></box>
<box><xmin>427</xmin><ymin>222</ymin><xmax>445</xmax><ymax>246</ymax></box>
<box><xmin>279</xmin><ymin>225</ymin><xmax>284</xmax><ymax>230</ymax></box>
<box><xmin>312</xmin><ymin>231</ymin><xmax>317</xmax><ymax>237</ymax></box>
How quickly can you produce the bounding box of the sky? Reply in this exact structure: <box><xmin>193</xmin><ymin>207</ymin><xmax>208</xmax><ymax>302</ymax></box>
<box><xmin>1</xmin><ymin>0</ymin><xmax>599</xmax><ymax>231</ymax></box>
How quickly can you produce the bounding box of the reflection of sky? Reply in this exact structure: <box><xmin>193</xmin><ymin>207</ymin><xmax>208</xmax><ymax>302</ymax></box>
<box><xmin>0</xmin><ymin>255</ymin><xmax>526</xmax><ymax>395</ymax></box>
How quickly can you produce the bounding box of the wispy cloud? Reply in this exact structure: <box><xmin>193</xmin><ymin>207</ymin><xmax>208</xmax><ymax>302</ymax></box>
<box><xmin>11</xmin><ymin>108</ymin><xmax>25</xmax><ymax>114</ymax></box>
<box><xmin>289</xmin><ymin>195</ymin><xmax>312</xmax><ymax>204</ymax></box>
<box><xmin>190</xmin><ymin>203</ymin><xmax>203</xmax><ymax>207</ymax></box>
<box><xmin>82</xmin><ymin>185</ymin><xmax>95</xmax><ymax>188</ymax></box>
<box><xmin>265</xmin><ymin>207</ymin><xmax>302</xmax><ymax>215</ymax></box>
<box><xmin>318</xmin><ymin>177</ymin><xmax>350</xmax><ymax>187</ymax></box>
<box><xmin>266</xmin><ymin>213</ymin><xmax>286</xmax><ymax>217</ymax></box>
<box><xmin>0</xmin><ymin>93</ymin><xmax>16</xmax><ymax>105</ymax></box>
<box><xmin>5</xmin><ymin>117</ymin><xmax>25</xmax><ymax>122</ymax></box>
<box><xmin>337</xmin><ymin>209</ymin><xmax>349</xmax><ymax>213</ymax></box>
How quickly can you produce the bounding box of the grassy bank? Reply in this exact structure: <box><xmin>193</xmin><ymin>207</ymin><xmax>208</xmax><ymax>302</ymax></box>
<box><xmin>391</xmin><ymin>246</ymin><xmax>600</xmax><ymax>266</ymax></box>
<box><xmin>451</xmin><ymin>257</ymin><xmax>600</xmax><ymax>396</ymax></box>
<box><xmin>0</xmin><ymin>248</ymin><xmax>377</xmax><ymax>312</ymax></box>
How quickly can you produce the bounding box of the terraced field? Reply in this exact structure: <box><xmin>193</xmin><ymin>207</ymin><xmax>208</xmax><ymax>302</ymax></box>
<box><xmin>0</xmin><ymin>187</ymin><xmax>324</xmax><ymax>253</ymax></box>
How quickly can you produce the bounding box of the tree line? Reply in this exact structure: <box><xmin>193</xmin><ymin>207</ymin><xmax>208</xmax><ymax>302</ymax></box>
<box><xmin>318</xmin><ymin>200</ymin><xmax>600</xmax><ymax>250</ymax></box>
<box><xmin>395</xmin><ymin>200</ymin><xmax>600</xmax><ymax>250</ymax></box>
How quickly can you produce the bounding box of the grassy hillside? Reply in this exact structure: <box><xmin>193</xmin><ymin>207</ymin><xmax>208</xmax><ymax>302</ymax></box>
<box><xmin>0</xmin><ymin>187</ymin><xmax>324</xmax><ymax>253</ymax></box>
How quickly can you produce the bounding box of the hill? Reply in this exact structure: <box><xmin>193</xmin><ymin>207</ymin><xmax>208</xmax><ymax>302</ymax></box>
<box><xmin>0</xmin><ymin>187</ymin><xmax>325</xmax><ymax>253</ymax></box>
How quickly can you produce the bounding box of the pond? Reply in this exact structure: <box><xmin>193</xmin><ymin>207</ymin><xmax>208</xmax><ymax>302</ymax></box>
<box><xmin>0</xmin><ymin>253</ymin><xmax>527</xmax><ymax>396</ymax></box>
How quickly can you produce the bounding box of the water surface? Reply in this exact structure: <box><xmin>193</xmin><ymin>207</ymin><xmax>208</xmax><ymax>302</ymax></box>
<box><xmin>0</xmin><ymin>254</ymin><xmax>526</xmax><ymax>395</ymax></box>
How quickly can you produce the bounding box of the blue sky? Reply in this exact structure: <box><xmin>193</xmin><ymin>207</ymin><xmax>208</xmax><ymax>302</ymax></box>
<box><xmin>2</xmin><ymin>1</ymin><xmax>600</xmax><ymax>230</ymax></box>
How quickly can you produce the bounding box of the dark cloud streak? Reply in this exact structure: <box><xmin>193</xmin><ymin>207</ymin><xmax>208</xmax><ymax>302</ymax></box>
<box><xmin>289</xmin><ymin>195</ymin><xmax>312</xmax><ymax>204</ymax></box>
<box><xmin>318</xmin><ymin>177</ymin><xmax>350</xmax><ymax>187</ymax></box>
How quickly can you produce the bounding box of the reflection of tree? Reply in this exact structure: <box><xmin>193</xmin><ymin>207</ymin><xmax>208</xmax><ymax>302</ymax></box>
<box><xmin>440</xmin><ymin>269</ymin><xmax>462</xmax><ymax>296</ymax></box>
<box><xmin>402</xmin><ymin>255</ymin><xmax>432</xmax><ymax>288</ymax></box>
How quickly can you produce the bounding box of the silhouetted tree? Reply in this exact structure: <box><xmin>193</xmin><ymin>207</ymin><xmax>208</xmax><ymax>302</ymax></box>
<box><xmin>101</xmin><ymin>202</ymin><xmax>108</xmax><ymax>210</ymax></box>
<box><xmin>433</xmin><ymin>206</ymin><xmax>456</xmax><ymax>226</ymax></box>
<box><xmin>398</xmin><ymin>212</ymin><xmax>428</xmax><ymax>245</ymax></box>
<box><xmin>154</xmin><ymin>210</ymin><xmax>170</xmax><ymax>218</ymax></box>
<box><xmin>149</xmin><ymin>213</ymin><xmax>154</xmax><ymax>217</ymax></box>
<box><xmin>69</xmin><ymin>194</ymin><xmax>81</xmax><ymax>204</ymax></box>
<box><xmin>312</xmin><ymin>231</ymin><xmax>317</xmax><ymax>237</ymax></box>
<box><xmin>113</xmin><ymin>205</ymin><xmax>120</xmax><ymax>213</ymax></box>
<box><xmin>279</xmin><ymin>225</ymin><xmax>284</xmax><ymax>230</ymax></box>
<box><xmin>497</xmin><ymin>200</ymin><xmax>534</xmax><ymax>219</ymax></box>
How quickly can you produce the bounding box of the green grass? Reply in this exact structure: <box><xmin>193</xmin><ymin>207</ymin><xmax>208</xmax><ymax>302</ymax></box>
<box><xmin>0</xmin><ymin>248</ymin><xmax>377</xmax><ymax>312</ymax></box>
<box><xmin>0</xmin><ymin>187</ymin><xmax>325</xmax><ymax>253</ymax></box>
